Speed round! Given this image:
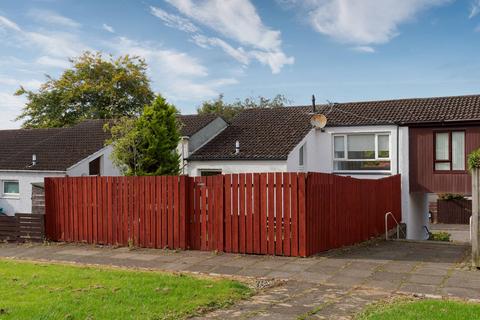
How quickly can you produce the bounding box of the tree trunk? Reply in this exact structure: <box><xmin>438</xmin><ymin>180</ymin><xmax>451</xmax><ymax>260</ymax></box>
<box><xmin>473</xmin><ymin>168</ymin><xmax>480</xmax><ymax>268</ymax></box>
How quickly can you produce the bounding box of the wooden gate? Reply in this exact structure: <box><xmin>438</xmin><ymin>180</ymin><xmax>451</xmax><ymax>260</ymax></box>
<box><xmin>188</xmin><ymin>175</ymin><xmax>223</xmax><ymax>251</ymax></box>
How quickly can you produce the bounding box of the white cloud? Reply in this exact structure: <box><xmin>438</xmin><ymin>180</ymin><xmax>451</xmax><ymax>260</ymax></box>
<box><xmin>36</xmin><ymin>55</ymin><xmax>70</xmax><ymax>68</ymax></box>
<box><xmin>191</xmin><ymin>34</ymin><xmax>250</xmax><ymax>65</ymax></box>
<box><xmin>150</xmin><ymin>6</ymin><xmax>198</xmax><ymax>33</ymax></box>
<box><xmin>0</xmin><ymin>15</ymin><xmax>90</xmax><ymax>59</ymax></box>
<box><xmin>285</xmin><ymin>0</ymin><xmax>450</xmax><ymax>46</ymax></box>
<box><xmin>102</xmin><ymin>23</ymin><xmax>115</xmax><ymax>33</ymax></box>
<box><xmin>28</xmin><ymin>9</ymin><xmax>81</xmax><ymax>28</ymax></box>
<box><xmin>109</xmin><ymin>36</ymin><xmax>236</xmax><ymax>100</ymax></box>
<box><xmin>0</xmin><ymin>16</ymin><xmax>21</xmax><ymax>31</ymax></box>
<box><xmin>352</xmin><ymin>46</ymin><xmax>375</xmax><ymax>53</ymax></box>
<box><xmin>163</xmin><ymin>0</ymin><xmax>294</xmax><ymax>73</ymax></box>
<box><xmin>470</xmin><ymin>0</ymin><xmax>480</xmax><ymax>18</ymax></box>
<box><xmin>0</xmin><ymin>92</ymin><xmax>25</xmax><ymax>129</ymax></box>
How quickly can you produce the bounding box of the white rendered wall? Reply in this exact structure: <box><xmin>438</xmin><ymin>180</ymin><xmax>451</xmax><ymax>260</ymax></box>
<box><xmin>67</xmin><ymin>145</ymin><xmax>121</xmax><ymax>177</ymax></box>
<box><xmin>408</xmin><ymin>192</ymin><xmax>430</xmax><ymax>239</ymax></box>
<box><xmin>287</xmin><ymin>125</ymin><xmax>400</xmax><ymax>179</ymax></box>
<box><xmin>188</xmin><ymin>160</ymin><xmax>287</xmax><ymax>176</ymax></box>
<box><xmin>0</xmin><ymin>171</ymin><xmax>65</xmax><ymax>215</ymax></box>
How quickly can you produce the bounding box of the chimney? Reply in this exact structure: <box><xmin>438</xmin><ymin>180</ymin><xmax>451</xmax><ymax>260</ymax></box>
<box><xmin>312</xmin><ymin>94</ymin><xmax>316</xmax><ymax>113</ymax></box>
<box><xmin>235</xmin><ymin>140</ymin><xmax>240</xmax><ymax>154</ymax></box>
<box><xmin>32</xmin><ymin>154</ymin><xmax>37</xmax><ymax>166</ymax></box>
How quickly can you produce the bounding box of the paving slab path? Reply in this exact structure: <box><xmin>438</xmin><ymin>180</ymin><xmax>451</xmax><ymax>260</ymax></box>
<box><xmin>0</xmin><ymin>240</ymin><xmax>478</xmax><ymax>319</ymax></box>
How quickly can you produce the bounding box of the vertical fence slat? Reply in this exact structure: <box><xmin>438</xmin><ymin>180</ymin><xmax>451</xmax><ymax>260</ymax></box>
<box><xmin>246</xmin><ymin>173</ymin><xmax>253</xmax><ymax>254</ymax></box>
<box><xmin>260</xmin><ymin>173</ymin><xmax>268</xmax><ymax>254</ymax></box>
<box><xmin>239</xmin><ymin>173</ymin><xmax>246</xmax><ymax>254</ymax></box>
<box><xmin>253</xmin><ymin>174</ymin><xmax>261</xmax><ymax>254</ymax></box>
<box><xmin>267</xmin><ymin>173</ymin><xmax>275</xmax><ymax>255</ymax></box>
<box><xmin>224</xmin><ymin>175</ymin><xmax>232</xmax><ymax>253</ymax></box>
<box><xmin>232</xmin><ymin>174</ymin><xmax>239</xmax><ymax>253</ymax></box>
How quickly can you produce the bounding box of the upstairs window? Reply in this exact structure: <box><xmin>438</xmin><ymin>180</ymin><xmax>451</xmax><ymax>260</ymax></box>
<box><xmin>434</xmin><ymin>131</ymin><xmax>465</xmax><ymax>171</ymax></box>
<box><xmin>333</xmin><ymin>133</ymin><xmax>391</xmax><ymax>172</ymax></box>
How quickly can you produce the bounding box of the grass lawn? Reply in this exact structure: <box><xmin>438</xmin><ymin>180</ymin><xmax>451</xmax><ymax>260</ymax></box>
<box><xmin>0</xmin><ymin>259</ymin><xmax>251</xmax><ymax>320</ymax></box>
<box><xmin>356</xmin><ymin>298</ymin><xmax>480</xmax><ymax>320</ymax></box>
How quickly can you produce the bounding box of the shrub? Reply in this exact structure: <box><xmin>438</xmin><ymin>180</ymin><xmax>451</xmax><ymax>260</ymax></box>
<box><xmin>438</xmin><ymin>193</ymin><xmax>465</xmax><ymax>201</ymax></box>
<box><xmin>429</xmin><ymin>231</ymin><xmax>451</xmax><ymax>242</ymax></box>
<box><xmin>468</xmin><ymin>148</ymin><xmax>480</xmax><ymax>171</ymax></box>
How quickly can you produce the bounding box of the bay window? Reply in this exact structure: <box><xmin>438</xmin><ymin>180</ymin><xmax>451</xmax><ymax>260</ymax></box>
<box><xmin>434</xmin><ymin>131</ymin><xmax>465</xmax><ymax>171</ymax></box>
<box><xmin>333</xmin><ymin>133</ymin><xmax>391</xmax><ymax>172</ymax></box>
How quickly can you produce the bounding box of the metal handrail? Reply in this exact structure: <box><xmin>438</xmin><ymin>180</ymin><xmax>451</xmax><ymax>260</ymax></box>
<box><xmin>385</xmin><ymin>212</ymin><xmax>405</xmax><ymax>240</ymax></box>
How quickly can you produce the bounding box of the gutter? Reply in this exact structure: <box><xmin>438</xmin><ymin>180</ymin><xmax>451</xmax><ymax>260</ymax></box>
<box><xmin>0</xmin><ymin>169</ymin><xmax>66</xmax><ymax>173</ymax></box>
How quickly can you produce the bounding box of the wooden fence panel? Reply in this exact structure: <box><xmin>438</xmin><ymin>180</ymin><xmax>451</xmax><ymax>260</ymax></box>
<box><xmin>305</xmin><ymin>173</ymin><xmax>402</xmax><ymax>256</ymax></box>
<box><xmin>44</xmin><ymin>172</ymin><xmax>401</xmax><ymax>257</ymax></box>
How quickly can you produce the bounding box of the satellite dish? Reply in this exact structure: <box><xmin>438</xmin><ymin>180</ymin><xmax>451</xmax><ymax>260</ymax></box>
<box><xmin>310</xmin><ymin>114</ymin><xmax>327</xmax><ymax>129</ymax></box>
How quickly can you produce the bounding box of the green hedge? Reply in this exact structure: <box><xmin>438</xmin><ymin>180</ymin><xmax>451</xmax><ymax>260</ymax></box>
<box><xmin>468</xmin><ymin>148</ymin><xmax>480</xmax><ymax>171</ymax></box>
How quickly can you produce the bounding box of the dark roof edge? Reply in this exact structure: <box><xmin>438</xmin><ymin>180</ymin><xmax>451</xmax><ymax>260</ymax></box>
<box><xmin>398</xmin><ymin>118</ymin><xmax>480</xmax><ymax>127</ymax></box>
<box><xmin>187</xmin><ymin>156</ymin><xmax>288</xmax><ymax>161</ymax></box>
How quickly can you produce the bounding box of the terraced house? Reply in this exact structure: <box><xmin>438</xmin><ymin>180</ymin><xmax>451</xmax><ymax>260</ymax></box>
<box><xmin>187</xmin><ymin>94</ymin><xmax>480</xmax><ymax>240</ymax></box>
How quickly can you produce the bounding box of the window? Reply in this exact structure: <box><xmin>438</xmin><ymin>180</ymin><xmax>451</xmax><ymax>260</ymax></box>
<box><xmin>434</xmin><ymin>131</ymin><xmax>465</xmax><ymax>171</ymax></box>
<box><xmin>3</xmin><ymin>180</ymin><xmax>19</xmax><ymax>196</ymax></box>
<box><xmin>89</xmin><ymin>156</ymin><xmax>102</xmax><ymax>176</ymax></box>
<box><xmin>299</xmin><ymin>144</ymin><xmax>305</xmax><ymax>167</ymax></box>
<box><xmin>200</xmin><ymin>170</ymin><xmax>222</xmax><ymax>176</ymax></box>
<box><xmin>333</xmin><ymin>133</ymin><xmax>391</xmax><ymax>172</ymax></box>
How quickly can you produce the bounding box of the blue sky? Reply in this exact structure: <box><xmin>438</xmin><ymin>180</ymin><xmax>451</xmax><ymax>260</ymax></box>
<box><xmin>0</xmin><ymin>0</ymin><xmax>480</xmax><ymax>128</ymax></box>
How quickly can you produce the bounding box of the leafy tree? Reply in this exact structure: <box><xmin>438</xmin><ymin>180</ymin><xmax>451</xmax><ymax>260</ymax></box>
<box><xmin>16</xmin><ymin>51</ymin><xmax>155</xmax><ymax>128</ymax></box>
<box><xmin>107</xmin><ymin>95</ymin><xmax>181</xmax><ymax>176</ymax></box>
<box><xmin>197</xmin><ymin>94</ymin><xmax>289</xmax><ymax>121</ymax></box>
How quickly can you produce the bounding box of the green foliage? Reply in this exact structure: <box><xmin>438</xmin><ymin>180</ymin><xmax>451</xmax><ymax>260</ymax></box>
<box><xmin>197</xmin><ymin>94</ymin><xmax>289</xmax><ymax>121</ymax></box>
<box><xmin>468</xmin><ymin>148</ymin><xmax>480</xmax><ymax>171</ymax></box>
<box><xmin>438</xmin><ymin>193</ymin><xmax>466</xmax><ymax>201</ymax></box>
<box><xmin>356</xmin><ymin>298</ymin><xmax>480</xmax><ymax>320</ymax></box>
<box><xmin>107</xmin><ymin>95</ymin><xmax>181</xmax><ymax>176</ymax></box>
<box><xmin>16</xmin><ymin>51</ymin><xmax>154</xmax><ymax>128</ymax></box>
<box><xmin>428</xmin><ymin>231</ymin><xmax>451</xmax><ymax>242</ymax></box>
<box><xmin>0</xmin><ymin>260</ymin><xmax>251</xmax><ymax>320</ymax></box>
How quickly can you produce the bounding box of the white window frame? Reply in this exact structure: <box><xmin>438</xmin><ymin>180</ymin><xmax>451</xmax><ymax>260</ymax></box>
<box><xmin>2</xmin><ymin>180</ymin><xmax>20</xmax><ymax>198</ymax></box>
<box><xmin>298</xmin><ymin>144</ymin><xmax>305</xmax><ymax>169</ymax></box>
<box><xmin>332</xmin><ymin>133</ymin><xmax>392</xmax><ymax>174</ymax></box>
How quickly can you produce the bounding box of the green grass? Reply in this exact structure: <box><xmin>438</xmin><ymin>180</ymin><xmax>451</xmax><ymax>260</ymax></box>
<box><xmin>356</xmin><ymin>298</ymin><xmax>480</xmax><ymax>320</ymax></box>
<box><xmin>0</xmin><ymin>259</ymin><xmax>251</xmax><ymax>320</ymax></box>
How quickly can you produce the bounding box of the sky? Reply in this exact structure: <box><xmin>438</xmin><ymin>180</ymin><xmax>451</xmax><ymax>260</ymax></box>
<box><xmin>0</xmin><ymin>0</ymin><xmax>480</xmax><ymax>129</ymax></box>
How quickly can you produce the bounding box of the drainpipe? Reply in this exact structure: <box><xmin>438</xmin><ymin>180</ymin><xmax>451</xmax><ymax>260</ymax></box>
<box><xmin>397</xmin><ymin>124</ymin><xmax>400</xmax><ymax>175</ymax></box>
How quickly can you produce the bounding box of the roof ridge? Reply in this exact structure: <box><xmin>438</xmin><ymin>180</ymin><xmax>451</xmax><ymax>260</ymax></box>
<box><xmin>287</xmin><ymin>93</ymin><xmax>480</xmax><ymax>108</ymax></box>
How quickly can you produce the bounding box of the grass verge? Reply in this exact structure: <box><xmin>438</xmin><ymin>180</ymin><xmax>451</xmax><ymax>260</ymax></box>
<box><xmin>0</xmin><ymin>259</ymin><xmax>251</xmax><ymax>319</ymax></box>
<box><xmin>355</xmin><ymin>298</ymin><xmax>480</xmax><ymax>320</ymax></box>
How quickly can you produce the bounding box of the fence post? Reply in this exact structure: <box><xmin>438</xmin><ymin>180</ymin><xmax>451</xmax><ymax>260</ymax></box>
<box><xmin>472</xmin><ymin>168</ymin><xmax>480</xmax><ymax>268</ymax></box>
<box><xmin>298</xmin><ymin>173</ymin><xmax>307</xmax><ymax>257</ymax></box>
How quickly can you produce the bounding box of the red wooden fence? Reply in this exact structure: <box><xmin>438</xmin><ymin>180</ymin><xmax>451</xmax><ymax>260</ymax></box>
<box><xmin>44</xmin><ymin>173</ymin><xmax>401</xmax><ymax>257</ymax></box>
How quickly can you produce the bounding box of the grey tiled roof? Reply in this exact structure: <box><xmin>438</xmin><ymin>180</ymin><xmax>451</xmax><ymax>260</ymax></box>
<box><xmin>0</xmin><ymin>120</ymin><xmax>110</xmax><ymax>171</ymax></box>
<box><xmin>177</xmin><ymin>114</ymin><xmax>218</xmax><ymax>137</ymax></box>
<box><xmin>189</xmin><ymin>94</ymin><xmax>480</xmax><ymax>161</ymax></box>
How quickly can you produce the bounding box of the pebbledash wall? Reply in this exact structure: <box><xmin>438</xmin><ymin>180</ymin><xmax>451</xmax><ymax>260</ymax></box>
<box><xmin>188</xmin><ymin>125</ymin><xmax>428</xmax><ymax>240</ymax></box>
<box><xmin>0</xmin><ymin>145</ymin><xmax>121</xmax><ymax>216</ymax></box>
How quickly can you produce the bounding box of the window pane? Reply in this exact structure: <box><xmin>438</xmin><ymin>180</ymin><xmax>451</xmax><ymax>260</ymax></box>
<box><xmin>299</xmin><ymin>145</ymin><xmax>304</xmax><ymax>166</ymax></box>
<box><xmin>347</xmin><ymin>134</ymin><xmax>375</xmax><ymax>159</ymax></box>
<box><xmin>452</xmin><ymin>132</ymin><xmax>465</xmax><ymax>170</ymax></box>
<box><xmin>334</xmin><ymin>161</ymin><xmax>391</xmax><ymax>171</ymax></box>
<box><xmin>4</xmin><ymin>181</ymin><xmax>19</xmax><ymax>194</ymax></box>
<box><xmin>334</xmin><ymin>136</ymin><xmax>344</xmax><ymax>158</ymax></box>
<box><xmin>435</xmin><ymin>133</ymin><xmax>449</xmax><ymax>160</ymax></box>
<box><xmin>435</xmin><ymin>162</ymin><xmax>451</xmax><ymax>171</ymax></box>
<box><xmin>378</xmin><ymin>135</ymin><xmax>390</xmax><ymax>158</ymax></box>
